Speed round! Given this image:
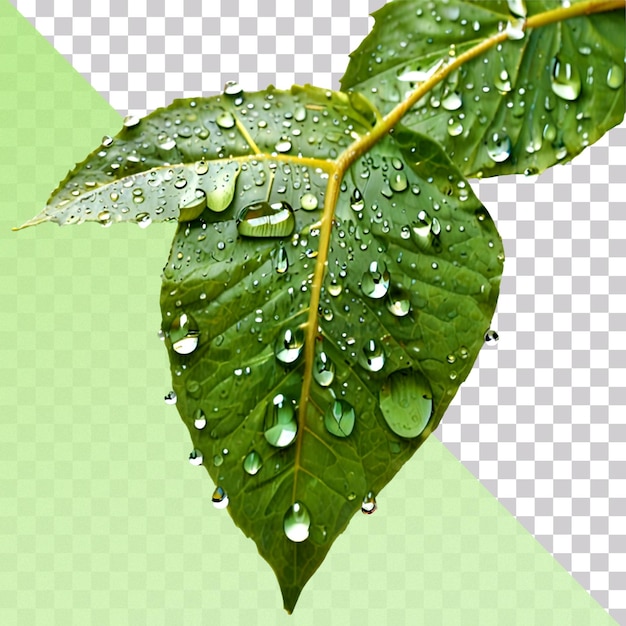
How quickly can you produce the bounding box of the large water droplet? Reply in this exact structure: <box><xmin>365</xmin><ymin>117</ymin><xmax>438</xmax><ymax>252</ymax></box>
<box><xmin>361</xmin><ymin>491</ymin><xmax>377</xmax><ymax>514</ymax></box>
<box><xmin>551</xmin><ymin>57</ymin><xmax>581</xmax><ymax>101</ymax></box>
<box><xmin>441</xmin><ymin>91</ymin><xmax>463</xmax><ymax>111</ymax></box>
<box><xmin>178</xmin><ymin>189</ymin><xmax>207</xmax><ymax>222</ymax></box>
<box><xmin>164</xmin><ymin>390</ymin><xmax>177</xmax><ymax>405</ymax></box>
<box><xmin>300</xmin><ymin>192</ymin><xmax>319</xmax><ymax>211</ymax></box>
<box><xmin>274</xmin><ymin>327</ymin><xmax>304</xmax><ymax>364</ymax></box>
<box><xmin>487</xmin><ymin>132</ymin><xmax>512</xmax><ymax>162</ymax></box>
<box><xmin>123</xmin><ymin>115</ymin><xmax>140</xmax><ymax>128</ymax></box>
<box><xmin>205</xmin><ymin>162</ymin><xmax>240</xmax><ymax>213</ymax></box>
<box><xmin>607</xmin><ymin>64</ymin><xmax>624</xmax><ymax>90</ymax></box>
<box><xmin>274</xmin><ymin>138</ymin><xmax>292</xmax><ymax>153</ymax></box>
<box><xmin>188</xmin><ymin>448</ymin><xmax>203</xmax><ymax>465</ymax></box>
<box><xmin>170</xmin><ymin>312</ymin><xmax>200</xmax><ymax>355</ymax></box>
<box><xmin>389</xmin><ymin>171</ymin><xmax>408</xmax><ymax>192</ymax></box>
<box><xmin>379</xmin><ymin>370</ymin><xmax>433</xmax><ymax>439</ymax></box>
<box><xmin>324</xmin><ymin>399</ymin><xmax>356</xmax><ymax>438</ymax></box>
<box><xmin>274</xmin><ymin>246</ymin><xmax>289</xmax><ymax>274</ymax></box>
<box><xmin>358</xmin><ymin>339</ymin><xmax>386</xmax><ymax>372</ymax></box>
<box><xmin>387</xmin><ymin>287</ymin><xmax>411</xmax><ymax>317</ymax></box>
<box><xmin>361</xmin><ymin>261</ymin><xmax>390</xmax><ymax>299</ymax></box>
<box><xmin>495</xmin><ymin>70</ymin><xmax>512</xmax><ymax>94</ymax></box>
<box><xmin>212</xmin><ymin>486</ymin><xmax>229</xmax><ymax>509</ymax></box>
<box><xmin>224</xmin><ymin>81</ymin><xmax>243</xmax><ymax>96</ymax></box>
<box><xmin>216</xmin><ymin>110</ymin><xmax>236</xmax><ymax>129</ymax></box>
<box><xmin>264</xmin><ymin>393</ymin><xmax>298</xmax><ymax>448</ymax></box>
<box><xmin>350</xmin><ymin>188</ymin><xmax>365</xmax><ymax>212</ymax></box>
<box><xmin>283</xmin><ymin>501</ymin><xmax>311</xmax><ymax>542</ymax></box>
<box><xmin>194</xmin><ymin>409</ymin><xmax>207</xmax><ymax>430</ymax></box>
<box><xmin>243</xmin><ymin>450</ymin><xmax>263</xmax><ymax>476</ymax></box>
<box><xmin>237</xmin><ymin>201</ymin><xmax>295</xmax><ymax>238</ymax></box>
<box><xmin>313</xmin><ymin>350</ymin><xmax>335</xmax><ymax>387</ymax></box>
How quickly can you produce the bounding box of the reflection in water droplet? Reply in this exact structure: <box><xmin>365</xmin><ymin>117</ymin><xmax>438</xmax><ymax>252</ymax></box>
<box><xmin>607</xmin><ymin>64</ymin><xmax>624</xmax><ymax>90</ymax></box>
<box><xmin>284</xmin><ymin>501</ymin><xmax>311</xmax><ymax>542</ymax></box>
<box><xmin>212</xmin><ymin>486</ymin><xmax>229</xmax><ymax>509</ymax></box>
<box><xmin>551</xmin><ymin>57</ymin><xmax>581</xmax><ymax>101</ymax></box>
<box><xmin>170</xmin><ymin>312</ymin><xmax>200</xmax><ymax>355</ymax></box>
<box><xmin>361</xmin><ymin>261</ymin><xmax>390</xmax><ymax>299</ymax></box>
<box><xmin>359</xmin><ymin>339</ymin><xmax>386</xmax><ymax>372</ymax></box>
<box><xmin>484</xmin><ymin>329</ymin><xmax>500</xmax><ymax>344</ymax></box>
<box><xmin>313</xmin><ymin>351</ymin><xmax>335</xmax><ymax>387</ymax></box>
<box><xmin>487</xmin><ymin>132</ymin><xmax>512</xmax><ymax>162</ymax></box>
<box><xmin>300</xmin><ymin>192</ymin><xmax>319</xmax><ymax>211</ymax></box>
<box><xmin>243</xmin><ymin>450</ymin><xmax>263</xmax><ymax>476</ymax></box>
<box><xmin>264</xmin><ymin>393</ymin><xmax>298</xmax><ymax>448</ymax></box>
<box><xmin>389</xmin><ymin>171</ymin><xmax>408</xmax><ymax>192</ymax></box>
<box><xmin>188</xmin><ymin>448</ymin><xmax>203</xmax><ymax>465</ymax></box>
<box><xmin>379</xmin><ymin>370</ymin><xmax>433</xmax><ymax>438</ymax></box>
<box><xmin>361</xmin><ymin>491</ymin><xmax>377</xmax><ymax>514</ymax></box>
<box><xmin>164</xmin><ymin>391</ymin><xmax>177</xmax><ymax>405</ymax></box>
<box><xmin>324</xmin><ymin>399</ymin><xmax>356</xmax><ymax>438</ymax></box>
<box><xmin>275</xmin><ymin>327</ymin><xmax>304</xmax><ymax>364</ymax></box>
<box><xmin>194</xmin><ymin>409</ymin><xmax>207</xmax><ymax>430</ymax></box>
<box><xmin>237</xmin><ymin>201</ymin><xmax>295</xmax><ymax>238</ymax></box>
<box><xmin>447</xmin><ymin>118</ymin><xmax>464</xmax><ymax>136</ymax></box>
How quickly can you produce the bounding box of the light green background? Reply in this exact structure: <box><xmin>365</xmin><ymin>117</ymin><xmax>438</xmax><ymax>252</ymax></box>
<box><xmin>0</xmin><ymin>2</ymin><xmax>616</xmax><ymax>624</ymax></box>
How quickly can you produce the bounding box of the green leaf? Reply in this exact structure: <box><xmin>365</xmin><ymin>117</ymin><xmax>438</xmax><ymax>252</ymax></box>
<box><xmin>341</xmin><ymin>0</ymin><xmax>625</xmax><ymax>178</ymax></box>
<box><xmin>154</xmin><ymin>85</ymin><xmax>503</xmax><ymax>611</ymax></box>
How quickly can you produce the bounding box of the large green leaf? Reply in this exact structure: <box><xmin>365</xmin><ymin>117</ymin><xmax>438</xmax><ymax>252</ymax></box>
<box><xmin>18</xmin><ymin>83</ymin><xmax>503</xmax><ymax>611</ymax></box>
<box><xmin>341</xmin><ymin>0</ymin><xmax>625</xmax><ymax>178</ymax></box>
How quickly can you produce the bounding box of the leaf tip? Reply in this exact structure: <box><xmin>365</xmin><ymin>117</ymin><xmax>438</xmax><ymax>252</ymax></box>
<box><xmin>12</xmin><ymin>213</ymin><xmax>51</xmax><ymax>231</ymax></box>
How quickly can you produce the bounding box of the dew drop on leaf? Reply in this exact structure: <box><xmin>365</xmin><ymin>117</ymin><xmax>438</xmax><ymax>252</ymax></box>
<box><xmin>283</xmin><ymin>501</ymin><xmax>311</xmax><ymax>543</ymax></box>
<box><xmin>387</xmin><ymin>287</ymin><xmax>411</xmax><ymax>317</ymax></box>
<box><xmin>313</xmin><ymin>350</ymin><xmax>335</xmax><ymax>387</ymax></box>
<box><xmin>243</xmin><ymin>450</ymin><xmax>263</xmax><ymax>476</ymax></box>
<box><xmin>273</xmin><ymin>246</ymin><xmax>289</xmax><ymax>274</ymax></box>
<box><xmin>169</xmin><ymin>312</ymin><xmax>200</xmax><ymax>355</ymax></box>
<box><xmin>324</xmin><ymin>399</ymin><xmax>356</xmax><ymax>438</ymax></box>
<box><xmin>264</xmin><ymin>393</ymin><xmax>298</xmax><ymax>448</ymax></box>
<box><xmin>188</xmin><ymin>448</ymin><xmax>203</xmax><ymax>465</ymax></box>
<box><xmin>223</xmin><ymin>81</ymin><xmax>243</xmax><ymax>96</ymax></box>
<box><xmin>361</xmin><ymin>261</ymin><xmax>390</xmax><ymax>299</ymax></box>
<box><xmin>216</xmin><ymin>110</ymin><xmax>236</xmax><ymax>129</ymax></box>
<box><xmin>441</xmin><ymin>91</ymin><xmax>463</xmax><ymax>111</ymax></box>
<box><xmin>506</xmin><ymin>0</ymin><xmax>527</xmax><ymax>18</ymax></box>
<box><xmin>361</xmin><ymin>491</ymin><xmax>377</xmax><ymax>514</ymax></box>
<box><xmin>389</xmin><ymin>171</ymin><xmax>408</xmax><ymax>192</ymax></box>
<box><xmin>178</xmin><ymin>189</ymin><xmax>207</xmax><ymax>222</ymax></box>
<box><xmin>484</xmin><ymin>329</ymin><xmax>500</xmax><ymax>344</ymax></box>
<box><xmin>212</xmin><ymin>486</ymin><xmax>229</xmax><ymax>509</ymax></box>
<box><xmin>358</xmin><ymin>339</ymin><xmax>386</xmax><ymax>372</ymax></box>
<box><xmin>274</xmin><ymin>327</ymin><xmax>304</xmax><ymax>364</ymax></box>
<box><xmin>164</xmin><ymin>390</ymin><xmax>178</xmax><ymax>405</ymax></box>
<box><xmin>194</xmin><ymin>409</ymin><xmax>207</xmax><ymax>430</ymax></box>
<box><xmin>123</xmin><ymin>115</ymin><xmax>140</xmax><ymax>128</ymax></box>
<box><xmin>379</xmin><ymin>370</ymin><xmax>433</xmax><ymax>439</ymax></box>
<box><xmin>350</xmin><ymin>187</ymin><xmax>365</xmax><ymax>212</ymax></box>
<box><xmin>607</xmin><ymin>64</ymin><xmax>624</xmax><ymax>90</ymax></box>
<box><xmin>237</xmin><ymin>201</ymin><xmax>296</xmax><ymax>238</ymax></box>
<box><xmin>300</xmin><ymin>192</ymin><xmax>319</xmax><ymax>211</ymax></box>
<box><xmin>551</xmin><ymin>56</ymin><xmax>582</xmax><ymax>101</ymax></box>
<box><xmin>487</xmin><ymin>131</ymin><xmax>512</xmax><ymax>162</ymax></box>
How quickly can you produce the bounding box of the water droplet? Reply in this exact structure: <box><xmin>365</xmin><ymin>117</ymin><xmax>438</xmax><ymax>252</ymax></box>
<box><xmin>274</xmin><ymin>327</ymin><xmax>304</xmax><ymax>364</ymax></box>
<box><xmin>135</xmin><ymin>212</ymin><xmax>152</xmax><ymax>228</ymax></box>
<box><xmin>212</xmin><ymin>486</ymin><xmax>229</xmax><ymax>509</ymax></box>
<box><xmin>194</xmin><ymin>409</ymin><xmax>207</xmax><ymax>430</ymax></box>
<box><xmin>484</xmin><ymin>329</ymin><xmax>500</xmax><ymax>344</ymax></box>
<box><xmin>379</xmin><ymin>370</ymin><xmax>433</xmax><ymax>439</ymax></box>
<box><xmin>283</xmin><ymin>501</ymin><xmax>311</xmax><ymax>542</ymax></box>
<box><xmin>507</xmin><ymin>0</ymin><xmax>527</xmax><ymax>17</ymax></box>
<box><xmin>224</xmin><ymin>81</ymin><xmax>243</xmax><ymax>96</ymax></box>
<box><xmin>169</xmin><ymin>312</ymin><xmax>200</xmax><ymax>355</ymax></box>
<box><xmin>275</xmin><ymin>138</ymin><xmax>292</xmax><ymax>153</ymax></box>
<box><xmin>324</xmin><ymin>399</ymin><xmax>355</xmax><ymax>438</ymax></box>
<box><xmin>164</xmin><ymin>391</ymin><xmax>177</xmax><ymax>405</ymax></box>
<box><xmin>447</xmin><ymin>118</ymin><xmax>464</xmax><ymax>136</ymax></box>
<box><xmin>216</xmin><ymin>110</ymin><xmax>235</xmax><ymax>129</ymax></box>
<box><xmin>123</xmin><ymin>115</ymin><xmax>140</xmax><ymax>128</ymax></box>
<box><xmin>274</xmin><ymin>246</ymin><xmax>289</xmax><ymax>274</ymax></box>
<box><xmin>495</xmin><ymin>70</ymin><xmax>512</xmax><ymax>94</ymax></box>
<box><xmin>178</xmin><ymin>189</ymin><xmax>207</xmax><ymax>221</ymax></box>
<box><xmin>387</xmin><ymin>287</ymin><xmax>411</xmax><ymax>317</ymax></box>
<box><xmin>300</xmin><ymin>192</ymin><xmax>319</xmax><ymax>211</ymax></box>
<box><xmin>389</xmin><ymin>171</ymin><xmax>408</xmax><ymax>192</ymax></box>
<box><xmin>505</xmin><ymin>17</ymin><xmax>526</xmax><ymax>40</ymax></box>
<box><xmin>213</xmin><ymin>454</ymin><xmax>223</xmax><ymax>467</ymax></box>
<box><xmin>361</xmin><ymin>261</ymin><xmax>390</xmax><ymax>299</ymax></box>
<box><xmin>607</xmin><ymin>64</ymin><xmax>624</xmax><ymax>90</ymax></box>
<box><xmin>350</xmin><ymin>188</ymin><xmax>365</xmax><ymax>212</ymax></box>
<box><xmin>243</xmin><ymin>450</ymin><xmax>263</xmax><ymax>476</ymax></box>
<box><xmin>294</xmin><ymin>105</ymin><xmax>307</xmax><ymax>122</ymax></box>
<box><xmin>264</xmin><ymin>393</ymin><xmax>298</xmax><ymax>448</ymax></box>
<box><xmin>359</xmin><ymin>339</ymin><xmax>386</xmax><ymax>372</ymax></box>
<box><xmin>313</xmin><ymin>351</ymin><xmax>335</xmax><ymax>387</ymax></box>
<box><xmin>101</xmin><ymin>135</ymin><xmax>113</xmax><ymax>147</ymax></box>
<box><xmin>441</xmin><ymin>91</ymin><xmax>463</xmax><ymax>111</ymax></box>
<box><xmin>188</xmin><ymin>448</ymin><xmax>203</xmax><ymax>465</ymax></box>
<box><xmin>328</xmin><ymin>279</ymin><xmax>343</xmax><ymax>297</ymax></box>
<box><xmin>97</xmin><ymin>210</ymin><xmax>112</xmax><ymax>227</ymax></box>
<box><xmin>361</xmin><ymin>491</ymin><xmax>377</xmax><ymax>514</ymax></box>
<box><xmin>195</xmin><ymin>160</ymin><xmax>209</xmax><ymax>175</ymax></box>
<box><xmin>237</xmin><ymin>201</ymin><xmax>295</xmax><ymax>238</ymax></box>
<box><xmin>487</xmin><ymin>132</ymin><xmax>512</xmax><ymax>162</ymax></box>
<box><xmin>551</xmin><ymin>56</ymin><xmax>581</xmax><ymax>101</ymax></box>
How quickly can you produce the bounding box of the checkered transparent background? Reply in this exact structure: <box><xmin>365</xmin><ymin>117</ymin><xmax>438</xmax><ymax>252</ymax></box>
<box><xmin>10</xmin><ymin>0</ymin><xmax>626</xmax><ymax>621</ymax></box>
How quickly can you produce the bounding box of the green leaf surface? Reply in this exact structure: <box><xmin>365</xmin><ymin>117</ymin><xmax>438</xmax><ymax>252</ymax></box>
<box><xmin>152</xmin><ymin>85</ymin><xmax>503</xmax><ymax>611</ymax></box>
<box><xmin>341</xmin><ymin>0</ymin><xmax>625</xmax><ymax>178</ymax></box>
